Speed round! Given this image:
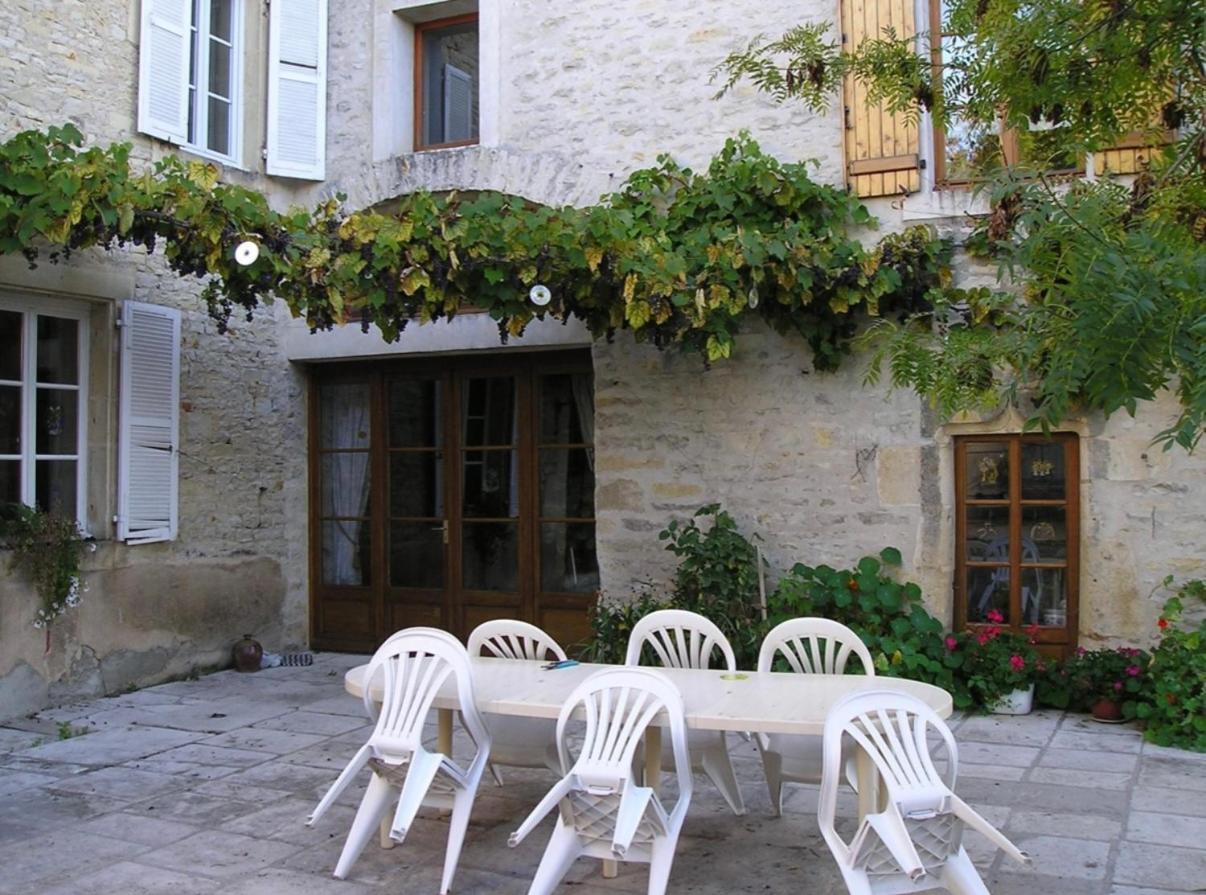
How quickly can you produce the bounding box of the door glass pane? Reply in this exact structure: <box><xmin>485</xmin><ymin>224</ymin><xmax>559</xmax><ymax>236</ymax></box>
<box><xmin>964</xmin><ymin>442</ymin><xmax>1008</xmax><ymax>499</ymax></box>
<box><xmin>1024</xmin><ymin>567</ymin><xmax>1067</xmax><ymax>628</ymax></box>
<box><xmin>321</xmin><ymin>519</ymin><xmax>370</xmax><ymax>586</ymax></box>
<box><xmin>0</xmin><ymin>386</ymin><xmax>20</xmax><ymax>454</ymax></box>
<box><xmin>389</xmin><ymin>452</ymin><xmax>443</xmax><ymax>518</ymax></box>
<box><xmin>0</xmin><ymin>311</ymin><xmax>20</xmax><ymax>381</ymax></box>
<box><xmin>965</xmin><ymin>505</ymin><xmax>1009</xmax><ymax>561</ymax></box>
<box><xmin>0</xmin><ymin>460</ymin><xmax>19</xmax><ymax>507</ymax></box>
<box><xmin>35</xmin><ymin>459</ymin><xmax>76</xmax><ymax>517</ymax></box>
<box><xmin>539</xmin><ymin>373</ymin><xmax>592</xmax><ymax>445</ymax></box>
<box><xmin>319</xmin><ymin>383</ymin><xmax>370</xmax><ymax>449</ymax></box>
<box><xmin>1023</xmin><ymin>506</ymin><xmax>1067</xmax><ymax>561</ymax></box>
<box><xmin>967</xmin><ymin>566</ymin><xmax>1009</xmax><ymax>623</ymax></box>
<box><xmin>462</xmin><ymin>522</ymin><xmax>517</xmax><ymax>591</ymax></box>
<box><xmin>541</xmin><ymin>522</ymin><xmax>599</xmax><ymax>593</ymax></box>
<box><xmin>462</xmin><ymin>449</ymin><xmax>516</xmax><ymax>518</ymax></box>
<box><xmin>36</xmin><ymin>388</ymin><xmax>77</xmax><ymax>455</ymax></box>
<box><xmin>1022</xmin><ymin>442</ymin><xmax>1066</xmax><ymax>499</ymax></box>
<box><xmin>539</xmin><ymin>448</ymin><xmax>595</xmax><ymax>519</ymax></box>
<box><xmin>320</xmin><ymin>453</ymin><xmax>372</xmax><ymax>518</ymax></box>
<box><xmin>390</xmin><ymin>522</ymin><xmax>444</xmax><ymax>588</ymax></box>
<box><xmin>36</xmin><ymin>316</ymin><xmax>78</xmax><ymax>385</ymax></box>
<box><xmin>420</xmin><ymin>19</ymin><xmax>479</xmax><ymax>146</ymax></box>
<box><xmin>461</xmin><ymin>377</ymin><xmax>515</xmax><ymax>446</ymax></box>
<box><xmin>388</xmin><ymin>378</ymin><xmax>443</xmax><ymax>447</ymax></box>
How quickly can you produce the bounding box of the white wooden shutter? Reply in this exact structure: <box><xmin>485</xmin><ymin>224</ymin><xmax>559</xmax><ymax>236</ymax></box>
<box><xmin>137</xmin><ymin>0</ymin><xmax>192</xmax><ymax>144</ymax></box>
<box><xmin>266</xmin><ymin>0</ymin><xmax>327</xmax><ymax>180</ymax></box>
<box><xmin>444</xmin><ymin>64</ymin><xmax>473</xmax><ymax>143</ymax></box>
<box><xmin>117</xmin><ymin>301</ymin><xmax>181</xmax><ymax>544</ymax></box>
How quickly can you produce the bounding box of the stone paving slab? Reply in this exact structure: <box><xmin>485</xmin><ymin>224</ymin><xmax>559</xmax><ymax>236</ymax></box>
<box><xmin>1</xmin><ymin>654</ymin><xmax>1204</xmax><ymax>894</ymax></box>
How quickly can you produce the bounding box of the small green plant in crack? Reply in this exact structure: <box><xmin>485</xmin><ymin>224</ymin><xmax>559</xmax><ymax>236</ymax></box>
<box><xmin>55</xmin><ymin>721</ymin><xmax>89</xmax><ymax>740</ymax></box>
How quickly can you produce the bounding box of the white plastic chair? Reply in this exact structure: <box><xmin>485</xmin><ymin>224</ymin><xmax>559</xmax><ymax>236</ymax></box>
<box><xmin>307</xmin><ymin>628</ymin><xmax>491</xmax><ymax>895</ymax></box>
<box><xmin>757</xmin><ymin>617</ymin><xmax>875</xmax><ymax>815</ymax></box>
<box><xmin>624</xmin><ymin>609</ymin><xmax>746</xmax><ymax>815</ymax></box>
<box><xmin>508</xmin><ymin>667</ymin><xmax>694</xmax><ymax>895</ymax></box>
<box><xmin>818</xmin><ymin>690</ymin><xmax>1030</xmax><ymax>894</ymax></box>
<box><xmin>467</xmin><ymin>619</ymin><xmax>566</xmax><ymax>782</ymax></box>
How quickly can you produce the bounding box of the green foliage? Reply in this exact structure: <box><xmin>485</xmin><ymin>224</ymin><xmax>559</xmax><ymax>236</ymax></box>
<box><xmin>0</xmin><ymin>503</ymin><xmax>88</xmax><ymax>629</ymax></box>
<box><xmin>769</xmin><ymin>548</ymin><xmax>974</xmax><ymax>709</ymax></box>
<box><xmin>951</xmin><ymin>616</ymin><xmax>1044</xmax><ymax>707</ymax></box>
<box><xmin>1135</xmin><ymin>578</ymin><xmax>1206</xmax><ymax>750</ymax></box>
<box><xmin>1058</xmin><ymin>645</ymin><xmax>1151</xmax><ymax>718</ymax></box>
<box><xmin>582</xmin><ymin>591</ymin><xmax>669</xmax><ymax>665</ymax></box>
<box><xmin>55</xmin><ymin>721</ymin><xmax>89</xmax><ymax>740</ymax></box>
<box><xmin>0</xmin><ymin>126</ymin><xmax>952</xmax><ymax>371</ymax></box>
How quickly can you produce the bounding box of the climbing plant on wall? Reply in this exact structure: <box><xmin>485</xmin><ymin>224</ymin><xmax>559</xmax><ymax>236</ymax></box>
<box><xmin>0</xmin><ymin>125</ymin><xmax>952</xmax><ymax>368</ymax></box>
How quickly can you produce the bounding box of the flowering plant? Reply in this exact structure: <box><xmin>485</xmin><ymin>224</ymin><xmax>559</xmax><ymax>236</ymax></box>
<box><xmin>0</xmin><ymin>503</ymin><xmax>90</xmax><ymax>630</ymax></box>
<box><xmin>1063</xmin><ymin>646</ymin><xmax>1151</xmax><ymax>710</ymax></box>
<box><xmin>952</xmin><ymin>612</ymin><xmax>1044</xmax><ymax>707</ymax></box>
<box><xmin>1135</xmin><ymin>578</ymin><xmax>1205</xmax><ymax>749</ymax></box>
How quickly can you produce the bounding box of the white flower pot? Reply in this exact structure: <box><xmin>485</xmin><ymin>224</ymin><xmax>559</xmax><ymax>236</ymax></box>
<box><xmin>989</xmin><ymin>684</ymin><xmax>1035</xmax><ymax>715</ymax></box>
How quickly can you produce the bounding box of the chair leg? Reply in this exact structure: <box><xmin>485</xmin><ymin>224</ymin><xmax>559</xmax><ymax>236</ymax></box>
<box><xmin>760</xmin><ymin>748</ymin><xmax>784</xmax><ymax>817</ymax></box>
<box><xmin>646</xmin><ymin>834</ymin><xmax>679</xmax><ymax>895</ymax></box>
<box><xmin>938</xmin><ymin>849</ymin><xmax>991</xmax><ymax>895</ymax></box>
<box><xmin>527</xmin><ymin>821</ymin><xmax>584</xmax><ymax>895</ymax></box>
<box><xmin>489</xmin><ymin>762</ymin><xmax>505</xmax><ymax>787</ymax></box>
<box><xmin>700</xmin><ymin>737</ymin><xmax>746</xmax><ymax>816</ymax></box>
<box><xmin>439</xmin><ymin>787</ymin><xmax>478</xmax><ymax>895</ymax></box>
<box><xmin>334</xmin><ymin>773</ymin><xmax>395</xmax><ymax>879</ymax></box>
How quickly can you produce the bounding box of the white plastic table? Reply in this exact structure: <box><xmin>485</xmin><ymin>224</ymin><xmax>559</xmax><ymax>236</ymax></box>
<box><xmin>344</xmin><ymin>657</ymin><xmax>952</xmax><ymax>873</ymax></box>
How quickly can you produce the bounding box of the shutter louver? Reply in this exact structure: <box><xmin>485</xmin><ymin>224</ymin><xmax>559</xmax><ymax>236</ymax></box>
<box><xmin>266</xmin><ymin>0</ymin><xmax>328</xmax><ymax>180</ymax></box>
<box><xmin>137</xmin><ymin>0</ymin><xmax>192</xmax><ymax>144</ymax></box>
<box><xmin>444</xmin><ymin>64</ymin><xmax>474</xmax><ymax>144</ymax></box>
<box><xmin>1094</xmin><ymin>129</ymin><xmax>1175</xmax><ymax>176</ymax></box>
<box><xmin>841</xmin><ymin>0</ymin><xmax>921</xmax><ymax>197</ymax></box>
<box><xmin>118</xmin><ymin>301</ymin><xmax>181</xmax><ymax>544</ymax></box>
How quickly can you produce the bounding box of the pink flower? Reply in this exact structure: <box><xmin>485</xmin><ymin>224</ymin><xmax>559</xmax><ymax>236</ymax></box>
<box><xmin>986</xmin><ymin>609</ymin><xmax>1005</xmax><ymax>623</ymax></box>
<box><xmin>1126</xmin><ymin>665</ymin><xmax>1141</xmax><ymax>677</ymax></box>
<box><xmin>1075</xmin><ymin>646</ymin><xmax>1086</xmax><ymax>656</ymax></box>
<box><xmin>1009</xmin><ymin>655</ymin><xmax>1025</xmax><ymax>672</ymax></box>
<box><xmin>976</xmin><ymin>633</ymin><xmax>990</xmax><ymax>646</ymax></box>
<box><xmin>945</xmin><ymin>636</ymin><xmax>959</xmax><ymax>651</ymax></box>
<box><xmin>1113</xmin><ymin>681</ymin><xmax>1123</xmax><ymax>692</ymax></box>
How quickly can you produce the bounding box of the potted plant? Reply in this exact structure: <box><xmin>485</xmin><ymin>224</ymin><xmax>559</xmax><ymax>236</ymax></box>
<box><xmin>1064</xmin><ymin>646</ymin><xmax>1150</xmax><ymax>722</ymax></box>
<box><xmin>959</xmin><ymin>612</ymin><xmax>1043</xmax><ymax>714</ymax></box>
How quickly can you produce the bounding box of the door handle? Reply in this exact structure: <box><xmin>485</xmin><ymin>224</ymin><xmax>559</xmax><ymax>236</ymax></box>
<box><xmin>431</xmin><ymin>520</ymin><xmax>449</xmax><ymax>545</ymax></box>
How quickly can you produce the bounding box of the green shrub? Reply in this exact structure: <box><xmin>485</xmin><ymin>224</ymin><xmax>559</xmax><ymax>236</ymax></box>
<box><xmin>950</xmin><ymin>616</ymin><xmax>1044</xmax><ymax>709</ymax></box>
<box><xmin>581</xmin><ymin>591</ymin><xmax>670</xmax><ymax>664</ymax></box>
<box><xmin>1135</xmin><ymin>578</ymin><xmax>1206</xmax><ymax>750</ymax></box>
<box><xmin>1056</xmin><ymin>646</ymin><xmax>1151</xmax><ymax>719</ymax></box>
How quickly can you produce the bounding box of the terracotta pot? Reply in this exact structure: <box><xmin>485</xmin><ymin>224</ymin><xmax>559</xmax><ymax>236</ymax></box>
<box><xmin>1091</xmin><ymin>698</ymin><xmax>1123</xmax><ymax>722</ymax></box>
<box><xmin>232</xmin><ymin>634</ymin><xmax>263</xmax><ymax>673</ymax></box>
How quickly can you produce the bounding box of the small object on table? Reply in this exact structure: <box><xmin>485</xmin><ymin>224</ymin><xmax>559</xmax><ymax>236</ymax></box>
<box><xmin>542</xmin><ymin>659</ymin><xmax>580</xmax><ymax>670</ymax></box>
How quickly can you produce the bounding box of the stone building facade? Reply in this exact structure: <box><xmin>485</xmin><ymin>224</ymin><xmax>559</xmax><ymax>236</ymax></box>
<box><xmin>1</xmin><ymin>0</ymin><xmax>1201</xmax><ymax>717</ymax></box>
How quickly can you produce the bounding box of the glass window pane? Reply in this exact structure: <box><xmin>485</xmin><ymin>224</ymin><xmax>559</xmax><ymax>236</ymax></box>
<box><xmin>0</xmin><ymin>386</ymin><xmax>20</xmax><ymax>454</ymax></box>
<box><xmin>420</xmin><ymin>20</ymin><xmax>479</xmax><ymax>146</ymax></box>
<box><xmin>462</xmin><ymin>522</ymin><xmax>516</xmax><ymax>591</ymax></box>
<box><xmin>210</xmin><ymin>0</ymin><xmax>233</xmax><ymax>42</ymax></box>
<box><xmin>207</xmin><ymin>96</ymin><xmax>231</xmax><ymax>154</ymax></box>
<box><xmin>0</xmin><ymin>460</ymin><xmax>18</xmax><ymax>507</ymax></box>
<box><xmin>35</xmin><ymin>459</ymin><xmax>76</xmax><ymax>517</ymax></box>
<box><xmin>964</xmin><ymin>442</ymin><xmax>1008</xmax><ymax>499</ymax></box>
<box><xmin>1024</xmin><ymin>567</ymin><xmax>1067</xmax><ymax>628</ymax></box>
<box><xmin>461</xmin><ymin>377</ymin><xmax>514</xmax><ymax>446</ymax></box>
<box><xmin>36</xmin><ymin>316</ymin><xmax>78</xmax><ymax>384</ymax></box>
<box><xmin>1023</xmin><ymin>506</ymin><xmax>1067</xmax><ymax>561</ymax></box>
<box><xmin>320</xmin><ymin>453</ymin><xmax>371</xmax><ymax>518</ymax></box>
<box><xmin>321</xmin><ymin>519</ymin><xmax>370</xmax><ymax>586</ymax></box>
<box><xmin>208</xmin><ymin>39</ymin><xmax>232</xmax><ymax>98</ymax></box>
<box><xmin>965</xmin><ymin>505</ymin><xmax>1009</xmax><ymax>561</ymax></box>
<box><xmin>36</xmin><ymin>388</ymin><xmax>78</xmax><ymax>455</ymax></box>
<box><xmin>0</xmin><ymin>310</ymin><xmax>20</xmax><ymax>381</ymax></box>
<box><xmin>462</xmin><ymin>449</ymin><xmax>516</xmax><ymax>518</ymax></box>
<box><xmin>967</xmin><ymin>565</ymin><xmax>1008</xmax><ymax>623</ymax></box>
<box><xmin>1021</xmin><ymin>441</ymin><xmax>1066</xmax><ymax>499</ymax></box>
<box><xmin>389</xmin><ymin>451</ymin><xmax>443</xmax><ymax>518</ymax></box>
<box><xmin>541</xmin><ymin>522</ymin><xmax>599</xmax><ymax>594</ymax></box>
<box><xmin>319</xmin><ymin>383</ymin><xmax>370</xmax><ymax>449</ymax></box>
<box><xmin>539</xmin><ymin>448</ymin><xmax>595</xmax><ymax>519</ymax></box>
<box><xmin>539</xmin><ymin>373</ymin><xmax>592</xmax><ymax>444</ymax></box>
<box><xmin>388</xmin><ymin>378</ymin><xmax>442</xmax><ymax>447</ymax></box>
<box><xmin>389</xmin><ymin>522</ymin><xmax>444</xmax><ymax>588</ymax></box>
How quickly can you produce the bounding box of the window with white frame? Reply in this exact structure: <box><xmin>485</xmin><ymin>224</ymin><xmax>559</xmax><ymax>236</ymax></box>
<box><xmin>0</xmin><ymin>298</ymin><xmax>89</xmax><ymax>524</ymax></box>
<box><xmin>187</xmin><ymin>0</ymin><xmax>242</xmax><ymax>160</ymax></box>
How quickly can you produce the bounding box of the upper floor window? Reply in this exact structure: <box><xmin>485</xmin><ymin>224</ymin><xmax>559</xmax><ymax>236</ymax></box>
<box><xmin>186</xmin><ymin>0</ymin><xmax>242</xmax><ymax>160</ymax></box>
<box><xmin>415</xmin><ymin>14</ymin><xmax>479</xmax><ymax>151</ymax></box>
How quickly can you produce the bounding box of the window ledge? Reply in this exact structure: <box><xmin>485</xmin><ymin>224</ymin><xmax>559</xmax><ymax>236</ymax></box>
<box><xmin>899</xmin><ymin>186</ymin><xmax>992</xmax><ymax>222</ymax></box>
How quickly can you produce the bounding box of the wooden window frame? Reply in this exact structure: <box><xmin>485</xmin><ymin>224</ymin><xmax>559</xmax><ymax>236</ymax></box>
<box><xmin>954</xmin><ymin>433</ymin><xmax>1080</xmax><ymax>655</ymax></box>
<box><xmin>413</xmin><ymin>13</ymin><xmax>480</xmax><ymax>153</ymax></box>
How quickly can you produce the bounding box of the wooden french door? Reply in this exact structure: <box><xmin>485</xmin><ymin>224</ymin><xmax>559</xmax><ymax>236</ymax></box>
<box><xmin>309</xmin><ymin>351</ymin><xmax>597</xmax><ymax>653</ymax></box>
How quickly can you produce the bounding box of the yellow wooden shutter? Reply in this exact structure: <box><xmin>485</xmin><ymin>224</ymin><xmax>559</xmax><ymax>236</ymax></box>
<box><xmin>1093</xmin><ymin>129</ymin><xmax>1175</xmax><ymax>176</ymax></box>
<box><xmin>842</xmin><ymin>0</ymin><xmax>921</xmax><ymax>197</ymax></box>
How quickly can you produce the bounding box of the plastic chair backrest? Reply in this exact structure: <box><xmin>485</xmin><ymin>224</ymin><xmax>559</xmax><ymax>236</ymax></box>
<box><xmin>757</xmin><ymin>617</ymin><xmax>875</xmax><ymax>676</ymax></box>
<box><xmin>364</xmin><ymin>627</ymin><xmax>489</xmax><ymax>754</ymax></box>
<box><xmin>467</xmin><ymin>619</ymin><xmax>567</xmax><ymax>662</ymax></box>
<box><xmin>556</xmin><ymin>667</ymin><xmax>693</xmax><ymax>800</ymax></box>
<box><xmin>625</xmin><ymin>609</ymin><xmax>736</xmax><ymax>671</ymax></box>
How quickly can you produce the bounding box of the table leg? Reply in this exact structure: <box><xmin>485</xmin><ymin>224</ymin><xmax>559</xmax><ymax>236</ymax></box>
<box><xmin>644</xmin><ymin>725</ymin><xmax>663</xmax><ymax>795</ymax></box>
<box><xmin>379</xmin><ymin>817</ymin><xmax>395</xmax><ymax>849</ymax></box>
<box><xmin>856</xmin><ymin>747</ymin><xmax>881</xmax><ymax>822</ymax></box>
<box><xmin>437</xmin><ymin>708</ymin><xmax>454</xmax><ymax>755</ymax></box>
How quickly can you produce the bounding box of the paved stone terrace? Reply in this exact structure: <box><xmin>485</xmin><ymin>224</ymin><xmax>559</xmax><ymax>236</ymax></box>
<box><xmin>0</xmin><ymin>653</ymin><xmax>1203</xmax><ymax>894</ymax></box>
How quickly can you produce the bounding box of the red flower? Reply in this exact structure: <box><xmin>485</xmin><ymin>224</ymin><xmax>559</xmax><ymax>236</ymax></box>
<box><xmin>1158</xmin><ymin>618</ymin><xmax>1169</xmax><ymax>630</ymax></box>
<box><xmin>1024</xmin><ymin>624</ymin><xmax>1040</xmax><ymax>640</ymax></box>
<box><xmin>945</xmin><ymin>636</ymin><xmax>959</xmax><ymax>651</ymax></box>
<box><xmin>1075</xmin><ymin>646</ymin><xmax>1086</xmax><ymax>656</ymax></box>
<box><xmin>1126</xmin><ymin>665</ymin><xmax>1141</xmax><ymax>677</ymax></box>
<box><xmin>976</xmin><ymin>633</ymin><xmax>990</xmax><ymax>646</ymax></box>
<box><xmin>986</xmin><ymin>609</ymin><xmax>1005</xmax><ymax>624</ymax></box>
<box><xmin>1009</xmin><ymin>655</ymin><xmax>1025</xmax><ymax>671</ymax></box>
<box><xmin>847</xmin><ymin>578</ymin><xmax>859</xmax><ymax>592</ymax></box>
